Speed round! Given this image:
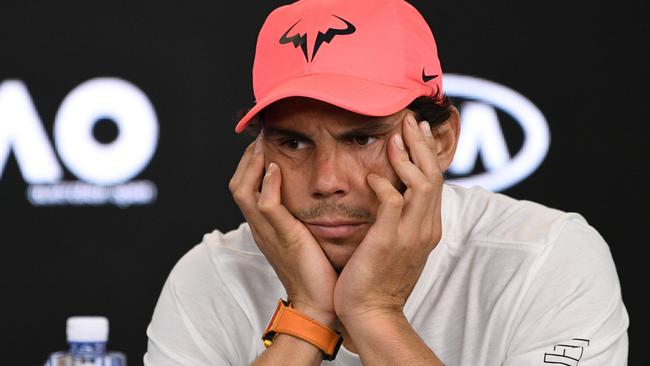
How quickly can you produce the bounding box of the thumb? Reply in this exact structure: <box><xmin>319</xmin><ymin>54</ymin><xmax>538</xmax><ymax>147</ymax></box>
<box><xmin>257</xmin><ymin>162</ymin><xmax>301</xmax><ymax>239</ymax></box>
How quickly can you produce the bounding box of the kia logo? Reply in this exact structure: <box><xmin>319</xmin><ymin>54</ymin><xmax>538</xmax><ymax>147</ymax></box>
<box><xmin>444</xmin><ymin>74</ymin><xmax>550</xmax><ymax>192</ymax></box>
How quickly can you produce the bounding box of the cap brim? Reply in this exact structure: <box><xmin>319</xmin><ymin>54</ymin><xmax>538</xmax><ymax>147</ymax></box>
<box><xmin>235</xmin><ymin>73</ymin><xmax>429</xmax><ymax>133</ymax></box>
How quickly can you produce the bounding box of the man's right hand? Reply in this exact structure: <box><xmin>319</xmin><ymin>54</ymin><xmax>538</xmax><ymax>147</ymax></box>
<box><xmin>229</xmin><ymin>135</ymin><xmax>338</xmax><ymax>327</ymax></box>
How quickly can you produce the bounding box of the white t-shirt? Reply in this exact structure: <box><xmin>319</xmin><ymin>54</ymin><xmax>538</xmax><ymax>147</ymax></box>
<box><xmin>144</xmin><ymin>184</ymin><xmax>629</xmax><ymax>365</ymax></box>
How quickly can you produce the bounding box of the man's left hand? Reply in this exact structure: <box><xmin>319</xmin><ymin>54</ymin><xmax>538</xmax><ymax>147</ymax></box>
<box><xmin>333</xmin><ymin>113</ymin><xmax>444</xmax><ymax>323</ymax></box>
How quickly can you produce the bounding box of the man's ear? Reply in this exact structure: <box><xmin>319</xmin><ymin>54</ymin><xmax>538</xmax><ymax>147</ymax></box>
<box><xmin>433</xmin><ymin>105</ymin><xmax>461</xmax><ymax>171</ymax></box>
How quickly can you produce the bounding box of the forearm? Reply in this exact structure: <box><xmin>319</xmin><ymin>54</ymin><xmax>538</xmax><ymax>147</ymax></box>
<box><xmin>342</xmin><ymin>310</ymin><xmax>444</xmax><ymax>366</ymax></box>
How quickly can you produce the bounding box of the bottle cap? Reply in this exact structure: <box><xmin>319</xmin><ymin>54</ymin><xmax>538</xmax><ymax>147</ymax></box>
<box><xmin>66</xmin><ymin>316</ymin><xmax>109</xmax><ymax>342</ymax></box>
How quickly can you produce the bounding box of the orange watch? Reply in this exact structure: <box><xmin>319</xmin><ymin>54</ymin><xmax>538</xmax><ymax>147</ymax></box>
<box><xmin>262</xmin><ymin>299</ymin><xmax>343</xmax><ymax>360</ymax></box>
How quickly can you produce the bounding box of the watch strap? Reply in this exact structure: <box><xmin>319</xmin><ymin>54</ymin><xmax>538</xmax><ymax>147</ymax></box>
<box><xmin>262</xmin><ymin>299</ymin><xmax>343</xmax><ymax>360</ymax></box>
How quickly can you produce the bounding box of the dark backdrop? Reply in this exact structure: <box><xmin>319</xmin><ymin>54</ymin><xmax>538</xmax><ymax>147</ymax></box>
<box><xmin>0</xmin><ymin>1</ymin><xmax>647</xmax><ymax>365</ymax></box>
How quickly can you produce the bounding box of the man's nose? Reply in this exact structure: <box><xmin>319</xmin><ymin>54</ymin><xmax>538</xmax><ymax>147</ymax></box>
<box><xmin>309</xmin><ymin>148</ymin><xmax>349</xmax><ymax>199</ymax></box>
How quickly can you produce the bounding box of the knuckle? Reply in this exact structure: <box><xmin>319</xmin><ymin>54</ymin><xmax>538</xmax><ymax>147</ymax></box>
<box><xmin>228</xmin><ymin>178</ymin><xmax>237</xmax><ymax>194</ymax></box>
<box><xmin>418</xmin><ymin>182</ymin><xmax>435</xmax><ymax>194</ymax></box>
<box><xmin>420</xmin><ymin>227</ymin><xmax>439</xmax><ymax>246</ymax></box>
<box><xmin>232</xmin><ymin>190</ymin><xmax>248</xmax><ymax>204</ymax></box>
<box><xmin>231</xmin><ymin>189</ymin><xmax>241</xmax><ymax>202</ymax></box>
<box><xmin>257</xmin><ymin>198</ymin><xmax>274</xmax><ymax>214</ymax></box>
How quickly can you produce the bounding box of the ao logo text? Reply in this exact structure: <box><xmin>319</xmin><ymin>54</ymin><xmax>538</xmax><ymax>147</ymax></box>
<box><xmin>0</xmin><ymin>78</ymin><xmax>158</xmax><ymax>206</ymax></box>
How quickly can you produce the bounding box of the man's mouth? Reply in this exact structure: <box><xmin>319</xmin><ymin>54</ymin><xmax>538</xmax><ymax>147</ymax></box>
<box><xmin>304</xmin><ymin>219</ymin><xmax>366</xmax><ymax>239</ymax></box>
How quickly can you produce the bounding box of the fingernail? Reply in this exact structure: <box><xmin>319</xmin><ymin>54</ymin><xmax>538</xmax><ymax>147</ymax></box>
<box><xmin>394</xmin><ymin>134</ymin><xmax>405</xmax><ymax>150</ymax></box>
<box><xmin>254</xmin><ymin>134</ymin><xmax>263</xmax><ymax>153</ymax></box>
<box><xmin>419</xmin><ymin>121</ymin><xmax>432</xmax><ymax>136</ymax></box>
<box><xmin>264</xmin><ymin>162</ymin><xmax>274</xmax><ymax>178</ymax></box>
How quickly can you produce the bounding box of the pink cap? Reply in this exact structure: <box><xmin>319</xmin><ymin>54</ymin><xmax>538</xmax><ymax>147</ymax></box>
<box><xmin>235</xmin><ymin>0</ymin><xmax>443</xmax><ymax>133</ymax></box>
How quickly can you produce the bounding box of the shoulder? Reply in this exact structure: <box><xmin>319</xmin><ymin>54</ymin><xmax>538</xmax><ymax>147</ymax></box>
<box><xmin>441</xmin><ymin>185</ymin><xmax>628</xmax><ymax>356</ymax></box>
<box><xmin>505</xmin><ymin>215</ymin><xmax>629</xmax><ymax>359</ymax></box>
<box><xmin>169</xmin><ymin>222</ymin><xmax>283</xmax><ymax>322</ymax></box>
<box><xmin>442</xmin><ymin>183</ymin><xmax>625</xmax><ymax>301</ymax></box>
<box><xmin>168</xmin><ymin>222</ymin><xmax>277</xmax><ymax>297</ymax></box>
<box><xmin>169</xmin><ymin>223</ymin><xmax>250</xmax><ymax>281</ymax></box>
<box><xmin>201</xmin><ymin>221</ymin><xmax>262</xmax><ymax>256</ymax></box>
<box><xmin>443</xmin><ymin>183</ymin><xmax>574</xmax><ymax>251</ymax></box>
<box><xmin>147</xmin><ymin>223</ymin><xmax>283</xmax><ymax>362</ymax></box>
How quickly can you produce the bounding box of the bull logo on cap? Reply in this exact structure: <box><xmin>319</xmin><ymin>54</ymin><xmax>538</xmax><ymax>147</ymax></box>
<box><xmin>279</xmin><ymin>15</ymin><xmax>356</xmax><ymax>62</ymax></box>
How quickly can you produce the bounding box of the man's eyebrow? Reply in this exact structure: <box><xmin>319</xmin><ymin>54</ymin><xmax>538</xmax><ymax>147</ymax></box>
<box><xmin>263</xmin><ymin>119</ymin><xmax>397</xmax><ymax>140</ymax></box>
<box><xmin>262</xmin><ymin>126</ymin><xmax>312</xmax><ymax>141</ymax></box>
<box><xmin>336</xmin><ymin>120</ymin><xmax>397</xmax><ymax>139</ymax></box>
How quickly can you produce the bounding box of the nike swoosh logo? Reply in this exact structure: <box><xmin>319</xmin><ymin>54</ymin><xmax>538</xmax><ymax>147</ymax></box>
<box><xmin>422</xmin><ymin>68</ymin><xmax>438</xmax><ymax>82</ymax></box>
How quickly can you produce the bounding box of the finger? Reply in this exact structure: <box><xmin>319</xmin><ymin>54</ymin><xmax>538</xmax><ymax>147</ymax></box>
<box><xmin>402</xmin><ymin>114</ymin><xmax>441</xmax><ymax>180</ymax></box>
<box><xmin>365</xmin><ymin>174</ymin><xmax>403</xmax><ymax>238</ymax></box>
<box><xmin>400</xmin><ymin>116</ymin><xmax>445</xmax><ymax>230</ymax></box>
<box><xmin>229</xmin><ymin>134</ymin><xmax>262</xmax><ymax>191</ymax></box>
<box><xmin>387</xmin><ymin>132</ymin><xmax>428</xmax><ymax>189</ymax></box>
<box><xmin>387</xmin><ymin>132</ymin><xmax>435</xmax><ymax>225</ymax></box>
<box><xmin>257</xmin><ymin>162</ymin><xmax>302</xmax><ymax>239</ymax></box>
<box><xmin>232</xmin><ymin>135</ymin><xmax>266</xmax><ymax>216</ymax></box>
<box><xmin>418</xmin><ymin>120</ymin><xmax>435</xmax><ymax>148</ymax></box>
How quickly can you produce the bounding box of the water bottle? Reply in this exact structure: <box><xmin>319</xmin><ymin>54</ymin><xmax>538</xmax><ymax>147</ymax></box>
<box><xmin>45</xmin><ymin>316</ymin><xmax>127</xmax><ymax>366</ymax></box>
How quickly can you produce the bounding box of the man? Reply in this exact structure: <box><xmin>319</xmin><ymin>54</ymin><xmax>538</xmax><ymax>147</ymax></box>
<box><xmin>145</xmin><ymin>0</ymin><xmax>629</xmax><ymax>365</ymax></box>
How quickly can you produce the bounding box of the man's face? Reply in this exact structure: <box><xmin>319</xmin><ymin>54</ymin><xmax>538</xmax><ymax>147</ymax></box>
<box><xmin>262</xmin><ymin>97</ymin><xmax>410</xmax><ymax>272</ymax></box>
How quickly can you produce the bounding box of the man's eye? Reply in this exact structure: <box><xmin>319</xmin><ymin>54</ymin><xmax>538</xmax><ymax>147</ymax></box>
<box><xmin>351</xmin><ymin>136</ymin><xmax>376</xmax><ymax>146</ymax></box>
<box><xmin>282</xmin><ymin>138</ymin><xmax>307</xmax><ymax>150</ymax></box>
